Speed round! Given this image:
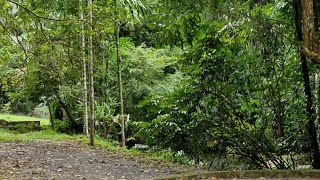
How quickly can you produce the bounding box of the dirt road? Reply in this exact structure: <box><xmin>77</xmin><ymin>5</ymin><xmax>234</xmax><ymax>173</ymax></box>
<box><xmin>0</xmin><ymin>141</ymin><xmax>191</xmax><ymax>180</ymax></box>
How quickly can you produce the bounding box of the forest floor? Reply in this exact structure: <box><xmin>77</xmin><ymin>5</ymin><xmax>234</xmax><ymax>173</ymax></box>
<box><xmin>0</xmin><ymin>140</ymin><xmax>195</xmax><ymax>180</ymax></box>
<box><xmin>1</xmin><ymin>140</ymin><xmax>320</xmax><ymax>180</ymax></box>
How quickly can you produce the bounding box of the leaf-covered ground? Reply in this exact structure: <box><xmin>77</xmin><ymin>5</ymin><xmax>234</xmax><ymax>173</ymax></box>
<box><xmin>0</xmin><ymin>140</ymin><xmax>194</xmax><ymax>180</ymax></box>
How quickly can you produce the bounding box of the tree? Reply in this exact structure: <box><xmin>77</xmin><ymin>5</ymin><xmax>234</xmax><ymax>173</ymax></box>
<box><xmin>294</xmin><ymin>0</ymin><xmax>320</xmax><ymax>169</ymax></box>
<box><xmin>133</xmin><ymin>0</ymin><xmax>312</xmax><ymax>169</ymax></box>
<box><xmin>114</xmin><ymin>0</ymin><xmax>125</xmax><ymax>147</ymax></box>
<box><xmin>301</xmin><ymin>0</ymin><xmax>320</xmax><ymax>63</ymax></box>
<box><xmin>114</xmin><ymin>0</ymin><xmax>146</xmax><ymax>147</ymax></box>
<box><xmin>88</xmin><ymin>0</ymin><xmax>95</xmax><ymax>146</ymax></box>
<box><xmin>116</xmin><ymin>18</ymin><xmax>125</xmax><ymax>147</ymax></box>
<box><xmin>80</xmin><ymin>0</ymin><xmax>89</xmax><ymax>137</ymax></box>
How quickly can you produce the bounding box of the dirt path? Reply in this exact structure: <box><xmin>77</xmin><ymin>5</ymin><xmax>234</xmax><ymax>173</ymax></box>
<box><xmin>0</xmin><ymin>141</ymin><xmax>193</xmax><ymax>180</ymax></box>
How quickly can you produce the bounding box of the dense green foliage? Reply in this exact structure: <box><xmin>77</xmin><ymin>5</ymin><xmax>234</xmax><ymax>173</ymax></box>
<box><xmin>1</xmin><ymin>0</ymin><xmax>320</xmax><ymax>170</ymax></box>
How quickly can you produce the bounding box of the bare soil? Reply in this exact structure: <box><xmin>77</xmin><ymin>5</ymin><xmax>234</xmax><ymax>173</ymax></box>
<box><xmin>0</xmin><ymin>141</ymin><xmax>194</xmax><ymax>180</ymax></box>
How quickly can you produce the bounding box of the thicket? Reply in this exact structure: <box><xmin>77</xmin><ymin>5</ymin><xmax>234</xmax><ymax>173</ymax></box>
<box><xmin>1</xmin><ymin>0</ymin><xmax>320</xmax><ymax>169</ymax></box>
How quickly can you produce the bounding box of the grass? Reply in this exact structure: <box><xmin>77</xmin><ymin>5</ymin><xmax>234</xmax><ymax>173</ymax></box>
<box><xmin>0</xmin><ymin>113</ymin><xmax>189</xmax><ymax>168</ymax></box>
<box><xmin>0</xmin><ymin>128</ymin><xmax>87</xmax><ymax>142</ymax></box>
<box><xmin>0</xmin><ymin>128</ymin><xmax>170</xmax><ymax>158</ymax></box>
<box><xmin>0</xmin><ymin>113</ymin><xmax>50</xmax><ymax>126</ymax></box>
<box><xmin>2</xmin><ymin>129</ymin><xmax>320</xmax><ymax>180</ymax></box>
<box><xmin>0</xmin><ymin>127</ymin><xmax>190</xmax><ymax>169</ymax></box>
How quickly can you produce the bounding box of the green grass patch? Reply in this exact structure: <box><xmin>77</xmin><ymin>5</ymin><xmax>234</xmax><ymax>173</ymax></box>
<box><xmin>0</xmin><ymin>128</ymin><xmax>86</xmax><ymax>142</ymax></box>
<box><xmin>0</xmin><ymin>113</ymin><xmax>50</xmax><ymax>126</ymax></box>
<box><xmin>0</xmin><ymin>115</ymin><xmax>174</xmax><ymax>162</ymax></box>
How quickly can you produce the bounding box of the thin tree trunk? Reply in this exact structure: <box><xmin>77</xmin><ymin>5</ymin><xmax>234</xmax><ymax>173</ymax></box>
<box><xmin>294</xmin><ymin>0</ymin><xmax>320</xmax><ymax>169</ymax></box>
<box><xmin>80</xmin><ymin>0</ymin><xmax>89</xmax><ymax>137</ymax></box>
<box><xmin>116</xmin><ymin>22</ymin><xmax>125</xmax><ymax>147</ymax></box>
<box><xmin>88</xmin><ymin>0</ymin><xmax>95</xmax><ymax>146</ymax></box>
<box><xmin>102</xmin><ymin>41</ymin><xmax>108</xmax><ymax>102</ymax></box>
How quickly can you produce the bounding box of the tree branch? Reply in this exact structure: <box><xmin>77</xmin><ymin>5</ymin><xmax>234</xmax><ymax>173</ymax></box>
<box><xmin>7</xmin><ymin>0</ymin><xmax>76</xmax><ymax>22</ymax></box>
<box><xmin>302</xmin><ymin>46</ymin><xmax>320</xmax><ymax>64</ymax></box>
<box><xmin>0</xmin><ymin>19</ymin><xmax>31</xmax><ymax>62</ymax></box>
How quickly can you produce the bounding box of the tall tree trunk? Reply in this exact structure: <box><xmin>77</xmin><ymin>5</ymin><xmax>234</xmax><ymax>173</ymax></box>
<box><xmin>101</xmin><ymin>40</ymin><xmax>109</xmax><ymax>102</ymax></box>
<box><xmin>300</xmin><ymin>54</ymin><xmax>320</xmax><ymax>169</ymax></box>
<box><xmin>115</xmin><ymin>0</ymin><xmax>125</xmax><ymax>147</ymax></box>
<box><xmin>116</xmin><ymin>24</ymin><xmax>125</xmax><ymax>147</ymax></box>
<box><xmin>80</xmin><ymin>0</ymin><xmax>89</xmax><ymax>137</ymax></box>
<box><xmin>88</xmin><ymin>0</ymin><xmax>95</xmax><ymax>146</ymax></box>
<box><xmin>301</xmin><ymin>0</ymin><xmax>320</xmax><ymax>63</ymax></box>
<box><xmin>294</xmin><ymin>0</ymin><xmax>320</xmax><ymax>169</ymax></box>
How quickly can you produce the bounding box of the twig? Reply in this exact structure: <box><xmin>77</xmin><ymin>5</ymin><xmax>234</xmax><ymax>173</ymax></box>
<box><xmin>7</xmin><ymin>0</ymin><xmax>76</xmax><ymax>22</ymax></box>
<box><xmin>0</xmin><ymin>19</ymin><xmax>30</xmax><ymax>62</ymax></box>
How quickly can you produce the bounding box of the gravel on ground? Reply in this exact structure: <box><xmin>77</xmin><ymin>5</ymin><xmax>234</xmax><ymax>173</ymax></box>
<box><xmin>0</xmin><ymin>140</ymin><xmax>194</xmax><ymax>180</ymax></box>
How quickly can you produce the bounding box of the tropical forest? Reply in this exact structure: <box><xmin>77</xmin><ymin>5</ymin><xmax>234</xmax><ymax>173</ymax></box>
<box><xmin>1</xmin><ymin>0</ymin><xmax>320</xmax><ymax>179</ymax></box>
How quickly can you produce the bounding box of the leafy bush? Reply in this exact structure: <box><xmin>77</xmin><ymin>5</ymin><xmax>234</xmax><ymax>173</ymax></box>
<box><xmin>135</xmin><ymin>14</ymin><xmax>308</xmax><ymax>169</ymax></box>
<box><xmin>55</xmin><ymin>120</ymin><xmax>71</xmax><ymax>134</ymax></box>
<box><xmin>32</xmin><ymin>103</ymin><xmax>49</xmax><ymax>118</ymax></box>
<box><xmin>0</xmin><ymin>102</ymin><xmax>11</xmax><ymax>114</ymax></box>
<box><xmin>13</xmin><ymin>124</ymin><xmax>30</xmax><ymax>134</ymax></box>
<box><xmin>95</xmin><ymin>100</ymin><xmax>118</xmax><ymax>139</ymax></box>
